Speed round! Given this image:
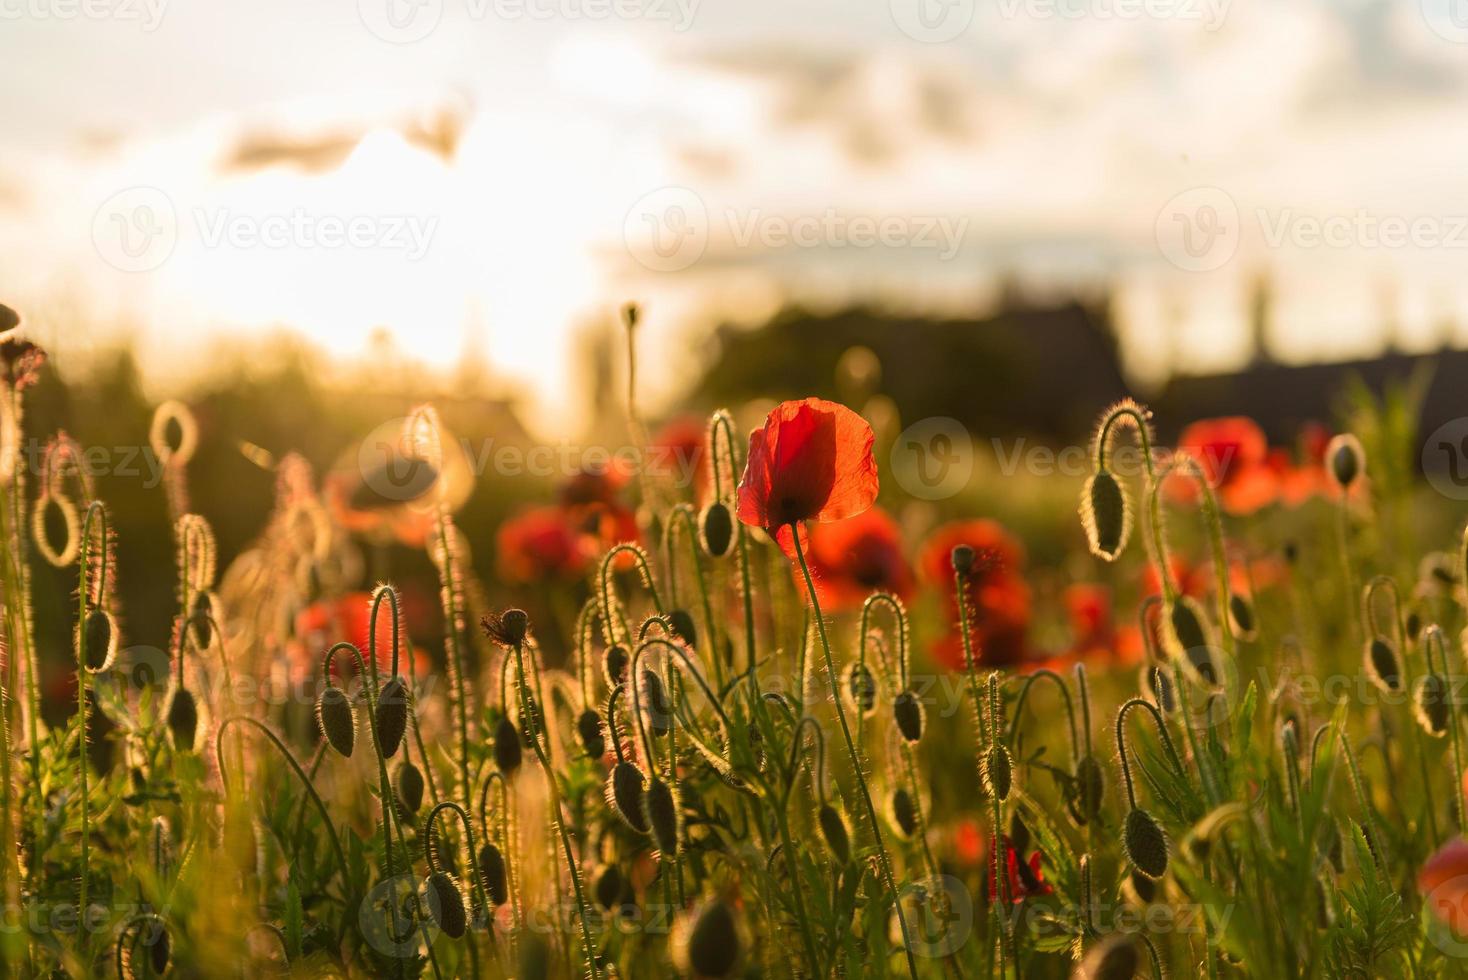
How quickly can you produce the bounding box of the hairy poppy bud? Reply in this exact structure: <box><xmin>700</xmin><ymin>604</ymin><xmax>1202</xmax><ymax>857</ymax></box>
<box><xmin>1144</xmin><ymin>665</ymin><xmax>1176</xmax><ymax>714</ymax></box>
<box><xmin>818</xmin><ymin>804</ymin><xmax>851</xmax><ymax>865</ymax></box>
<box><xmin>423</xmin><ymin>872</ymin><xmax>467</xmax><ymax>939</ymax></box>
<box><xmin>608</xmin><ymin>761</ymin><xmax>649</xmax><ymax>833</ymax></box>
<box><xmin>676</xmin><ymin>900</ymin><xmax>743</xmax><ymax>979</ymax></box>
<box><xmin>167</xmin><ymin>688</ymin><xmax>198</xmax><ymax>752</ymax></box>
<box><xmin>493</xmin><ymin>716</ymin><xmax>522</xmax><ymax>774</ymax></box>
<box><xmin>951</xmin><ymin>544</ymin><xmax>975</xmax><ymax>576</ymax></box>
<box><xmin>1122</xmin><ymin>867</ymin><xmax>1157</xmax><ymax>906</ymax></box>
<box><xmin>700</xmin><ymin>502</ymin><xmax>733</xmax><ymax>558</ymax></box>
<box><xmin>1074</xmin><ymin>755</ymin><xmax>1105</xmax><ymax>824</ymax></box>
<box><xmin>576</xmin><ymin>708</ymin><xmax>606</xmax><ymax>758</ymax></box>
<box><xmin>604</xmin><ymin>645</ymin><xmax>629</xmax><ymax>686</ymax></box>
<box><xmin>395</xmin><ymin>761</ymin><xmax>425</xmax><ymax>817</ymax></box>
<box><xmin>891</xmin><ymin>788</ymin><xmax>918</xmax><ymax>838</ymax></box>
<box><xmin>842</xmin><ymin>663</ymin><xmax>878</xmax><ymax>717</ymax></box>
<box><xmin>315</xmin><ymin>685</ymin><xmax>356</xmax><ymax>757</ymax></box>
<box><xmin>1364</xmin><ymin>637</ymin><xmax>1402</xmax><ymax>694</ymax></box>
<box><xmin>189</xmin><ymin>591</ymin><xmax>214</xmax><ymax>648</ymax></box>
<box><xmin>1326</xmin><ymin>434</ymin><xmax>1363</xmax><ymax>490</ymax></box>
<box><xmin>1076</xmin><ymin>932</ymin><xmax>1141</xmax><ymax>979</ymax></box>
<box><xmin>83</xmin><ymin>609</ymin><xmax>117</xmax><ymax>672</ymax></box>
<box><xmin>893</xmin><ymin>689</ymin><xmax>924</xmax><ymax>743</ymax></box>
<box><xmin>374</xmin><ymin>676</ymin><xmax>409</xmax><ymax>759</ymax></box>
<box><xmin>668</xmin><ymin>609</ymin><xmax>697</xmax><ymax>648</ymax></box>
<box><xmin>1228</xmin><ymin>592</ymin><xmax>1257</xmax><ymax>641</ymax></box>
<box><xmin>477</xmin><ymin>843</ymin><xmax>508</xmax><ymax>906</ymax></box>
<box><xmin>983</xmin><ymin>744</ymin><xmax>1013</xmax><ymax>801</ymax></box>
<box><xmin>593</xmin><ymin>864</ymin><xmax>625</xmax><ymax>911</ymax></box>
<box><xmin>641</xmin><ymin>669</ymin><xmax>672</xmax><ymax>738</ymax></box>
<box><xmin>148</xmin><ymin>923</ymin><xmax>171</xmax><ymax>974</ymax></box>
<box><xmin>1082</xmin><ymin>470</ymin><xmax>1130</xmax><ymax>562</ymax></box>
<box><xmin>644</xmin><ymin>776</ymin><xmax>680</xmax><ymax>855</ymax></box>
<box><xmin>1167</xmin><ymin>596</ymin><xmax>1210</xmax><ymax>659</ymax></box>
<box><xmin>1124</xmin><ymin>808</ymin><xmax>1169</xmax><ymax>879</ymax></box>
<box><xmin>1415</xmin><ymin>673</ymin><xmax>1450</xmax><ymax>737</ymax></box>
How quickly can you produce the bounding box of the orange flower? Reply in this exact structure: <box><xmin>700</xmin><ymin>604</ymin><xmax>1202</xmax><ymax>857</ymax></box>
<box><xmin>496</xmin><ymin>506</ymin><xmax>591</xmax><ymax>584</ymax></box>
<box><xmin>1172</xmin><ymin>416</ymin><xmax>1277</xmax><ymax>514</ymax></box>
<box><xmin>801</xmin><ymin>507</ymin><xmax>913</xmax><ymax>610</ymax></box>
<box><xmin>1421</xmin><ymin>838</ymin><xmax>1468</xmax><ymax>934</ymax></box>
<box><xmin>293</xmin><ymin>591</ymin><xmax>429</xmax><ymax>679</ymax></box>
<box><xmin>736</xmin><ymin>398</ymin><xmax>878</xmax><ymax>554</ymax></box>
<box><xmin>920</xmin><ymin>520</ymin><xmax>1031</xmax><ymax>670</ymax></box>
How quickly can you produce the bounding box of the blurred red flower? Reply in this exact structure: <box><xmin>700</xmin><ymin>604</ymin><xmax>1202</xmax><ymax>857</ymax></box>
<box><xmin>737</xmin><ymin>398</ymin><xmax>878</xmax><ymax>555</ymax></box>
<box><xmin>1420</xmin><ymin>838</ymin><xmax>1468</xmax><ymax>932</ymax></box>
<box><xmin>921</xmin><ymin>519</ymin><xmax>1031</xmax><ymax>670</ymax></box>
<box><xmin>650</xmin><ymin>415</ymin><xmax>709</xmax><ymax>502</ymax></box>
<box><xmin>801</xmin><ymin>506</ymin><xmax>913</xmax><ymax>610</ymax></box>
<box><xmin>497</xmin><ymin>506</ymin><xmax>591</xmax><ymax>584</ymax></box>
<box><xmin>293</xmin><ymin>591</ymin><xmax>430</xmax><ymax>679</ymax></box>
<box><xmin>1171</xmin><ymin>416</ymin><xmax>1277</xmax><ymax>514</ymax></box>
<box><xmin>989</xmin><ymin>836</ymin><xmax>1053</xmax><ymax>904</ymax></box>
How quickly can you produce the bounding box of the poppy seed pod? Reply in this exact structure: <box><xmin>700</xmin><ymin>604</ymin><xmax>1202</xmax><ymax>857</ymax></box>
<box><xmin>603</xmin><ymin>645</ymin><xmax>629</xmax><ymax>686</ymax></box>
<box><xmin>700</xmin><ymin>501</ymin><xmax>734</xmax><ymax>558</ymax></box>
<box><xmin>83</xmin><ymin>609</ymin><xmax>117</xmax><ymax>672</ymax></box>
<box><xmin>375</xmin><ymin>676</ymin><xmax>409</xmax><ymax>759</ymax></box>
<box><xmin>891</xmin><ymin>788</ymin><xmax>918</xmax><ymax>838</ymax></box>
<box><xmin>493</xmin><ymin>716</ymin><xmax>523</xmax><ymax>774</ymax></box>
<box><xmin>668</xmin><ymin>609</ymin><xmax>697</xmax><ymax>648</ymax></box>
<box><xmin>842</xmin><ymin>662</ymin><xmax>878</xmax><ymax>717</ymax></box>
<box><xmin>1364</xmin><ymin>636</ymin><xmax>1403</xmax><ymax>694</ymax></box>
<box><xmin>818</xmin><ymin>804</ymin><xmax>851</xmax><ymax>865</ymax></box>
<box><xmin>1415</xmin><ymin>673</ymin><xmax>1450</xmax><ymax>737</ymax></box>
<box><xmin>395</xmin><ymin>761</ymin><xmax>425</xmax><ymax>817</ymax></box>
<box><xmin>1326</xmin><ymin>433</ymin><xmax>1363</xmax><ymax>490</ymax></box>
<box><xmin>677</xmin><ymin>900</ymin><xmax>743</xmax><ymax>979</ymax></box>
<box><xmin>643</xmin><ymin>776</ymin><xmax>680</xmax><ymax>855</ymax></box>
<box><xmin>642</xmin><ymin>669</ymin><xmax>672</xmax><ymax>738</ymax></box>
<box><xmin>1074</xmin><ymin>755</ymin><xmax>1105</xmax><ymax>824</ymax></box>
<box><xmin>498</xmin><ymin>608</ymin><xmax>529</xmax><ymax>647</ymax></box>
<box><xmin>893</xmin><ymin>689</ymin><xmax>924</xmax><ymax>743</ymax></box>
<box><xmin>477</xmin><ymin>842</ymin><xmax>508</xmax><ymax>906</ymax></box>
<box><xmin>593</xmin><ymin>864</ymin><xmax>625</xmax><ymax>911</ymax></box>
<box><xmin>423</xmin><ymin>872</ymin><xmax>467</xmax><ymax>939</ymax></box>
<box><xmin>983</xmin><ymin>743</ymin><xmax>1013</xmax><ymax>801</ymax></box>
<box><xmin>315</xmin><ymin>685</ymin><xmax>356</xmax><ymax>758</ymax></box>
<box><xmin>1081</xmin><ymin>469</ymin><xmax>1130</xmax><ymax>562</ymax></box>
<box><xmin>188</xmin><ymin>592</ymin><xmax>213</xmax><ymax>648</ymax></box>
<box><xmin>576</xmin><ymin>708</ymin><xmax>606</xmax><ymax>759</ymax></box>
<box><xmin>167</xmin><ymin>688</ymin><xmax>198</xmax><ymax>752</ymax></box>
<box><xmin>607</xmin><ymin>761</ymin><xmax>649</xmax><ymax>833</ymax></box>
<box><xmin>951</xmin><ymin>544</ymin><xmax>975</xmax><ymax>576</ymax></box>
<box><xmin>1124</xmin><ymin>808</ymin><xmax>1169</xmax><ymax>879</ymax></box>
<box><xmin>1075</xmin><ymin>932</ymin><xmax>1141</xmax><ymax>980</ymax></box>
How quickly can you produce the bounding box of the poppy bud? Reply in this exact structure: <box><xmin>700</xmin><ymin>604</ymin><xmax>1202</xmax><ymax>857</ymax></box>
<box><xmin>375</xmin><ymin>677</ymin><xmax>409</xmax><ymax>759</ymax></box>
<box><xmin>700</xmin><ymin>502</ymin><xmax>734</xmax><ymax>558</ymax></box>
<box><xmin>893</xmin><ymin>689</ymin><xmax>924</xmax><ymax>743</ymax></box>
<box><xmin>1415</xmin><ymin>673</ymin><xmax>1450</xmax><ymax>737</ymax></box>
<box><xmin>423</xmin><ymin>872</ymin><xmax>466</xmax><ymax>939</ymax></box>
<box><xmin>1364</xmin><ymin>637</ymin><xmax>1402</xmax><ymax>693</ymax></box>
<box><xmin>818</xmin><ymin>804</ymin><xmax>850</xmax><ymax>864</ymax></box>
<box><xmin>1121</xmin><ymin>867</ymin><xmax>1156</xmax><ymax>906</ymax></box>
<box><xmin>983</xmin><ymin>744</ymin><xmax>1013</xmax><ymax>802</ymax></box>
<box><xmin>643</xmin><ymin>776</ymin><xmax>680</xmax><ymax>855</ymax></box>
<box><xmin>189</xmin><ymin>592</ymin><xmax>214</xmax><ymax>648</ymax></box>
<box><xmin>951</xmin><ymin>544</ymin><xmax>975</xmax><ymax>576</ymax></box>
<box><xmin>891</xmin><ymin>788</ymin><xmax>918</xmax><ymax>838</ymax></box>
<box><xmin>0</xmin><ymin>304</ymin><xmax>16</xmax><ymax>332</ymax></box>
<box><xmin>1124</xmin><ymin>808</ymin><xmax>1169</xmax><ymax>879</ymax></box>
<box><xmin>1082</xmin><ymin>470</ymin><xmax>1130</xmax><ymax>562</ymax></box>
<box><xmin>1228</xmin><ymin>592</ymin><xmax>1257</xmax><ymax>641</ymax></box>
<box><xmin>1073</xmin><ymin>755</ymin><xmax>1105</xmax><ymax>824</ymax></box>
<box><xmin>593</xmin><ymin>864</ymin><xmax>625</xmax><ymax>911</ymax></box>
<box><xmin>1326</xmin><ymin>434</ymin><xmax>1363</xmax><ymax>490</ymax></box>
<box><xmin>1167</xmin><ymin>597</ymin><xmax>1210</xmax><ymax>659</ymax></box>
<box><xmin>576</xmin><ymin>708</ymin><xmax>606</xmax><ymax>759</ymax></box>
<box><xmin>607</xmin><ymin>761</ymin><xmax>649</xmax><ymax>833</ymax></box>
<box><xmin>604</xmin><ymin>645</ymin><xmax>629</xmax><ymax>686</ymax></box>
<box><xmin>842</xmin><ymin>662</ymin><xmax>877</xmax><ymax>717</ymax></box>
<box><xmin>1406</xmin><ymin>609</ymin><xmax>1423</xmax><ymax>643</ymax></box>
<box><xmin>167</xmin><ymin>688</ymin><xmax>198</xmax><ymax>752</ymax></box>
<box><xmin>1282</xmin><ymin>540</ymin><xmax>1299</xmax><ymax>565</ymax></box>
<box><xmin>149</xmin><ymin>924</ymin><xmax>171</xmax><ymax>974</ymax></box>
<box><xmin>1143</xmin><ymin>666</ymin><xmax>1176</xmax><ymax>714</ymax></box>
<box><xmin>668</xmin><ymin>609</ymin><xmax>697</xmax><ymax>648</ymax></box>
<box><xmin>477</xmin><ymin>842</ymin><xmax>508</xmax><ymax>906</ymax></box>
<box><xmin>395</xmin><ymin>761</ymin><xmax>425</xmax><ymax>817</ymax></box>
<box><xmin>642</xmin><ymin>669</ymin><xmax>672</xmax><ymax>738</ymax></box>
<box><xmin>83</xmin><ymin>609</ymin><xmax>117</xmax><ymax>672</ymax></box>
<box><xmin>493</xmin><ymin>716</ymin><xmax>522</xmax><ymax>774</ymax></box>
<box><xmin>1076</xmin><ymin>932</ymin><xmax>1141</xmax><ymax>980</ymax></box>
<box><xmin>677</xmin><ymin>900</ymin><xmax>743</xmax><ymax>979</ymax></box>
<box><xmin>315</xmin><ymin>685</ymin><xmax>355</xmax><ymax>758</ymax></box>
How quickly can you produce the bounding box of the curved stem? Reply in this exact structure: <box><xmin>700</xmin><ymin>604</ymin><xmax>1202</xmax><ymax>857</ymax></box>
<box><xmin>711</xmin><ymin>410</ymin><xmax>757</xmax><ymax>680</ymax></box>
<box><xmin>75</xmin><ymin>501</ymin><xmax>108</xmax><ymax>927</ymax></box>
<box><xmin>952</xmin><ymin>567</ymin><xmax>989</xmax><ymax>746</ymax></box>
<box><xmin>1426</xmin><ymin>625</ymin><xmax>1466</xmax><ymax>831</ymax></box>
<box><xmin>423</xmin><ymin>801</ymin><xmax>491</xmax><ymax>920</ymax></box>
<box><xmin>1115</xmin><ymin>698</ymin><xmax>1187</xmax><ymax>810</ymax></box>
<box><xmin>1007</xmin><ymin>668</ymin><xmax>1078</xmax><ymax>765</ymax></box>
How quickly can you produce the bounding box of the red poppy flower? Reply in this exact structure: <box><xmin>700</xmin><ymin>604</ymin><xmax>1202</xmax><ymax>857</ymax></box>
<box><xmin>801</xmin><ymin>506</ymin><xmax>913</xmax><ymax>610</ymax></box>
<box><xmin>292</xmin><ymin>591</ymin><xmax>429</xmax><ymax>679</ymax></box>
<box><xmin>496</xmin><ymin>506</ymin><xmax>591</xmax><ymax>584</ymax></box>
<box><xmin>736</xmin><ymin>398</ymin><xmax>878</xmax><ymax>554</ymax></box>
<box><xmin>989</xmin><ymin>836</ymin><xmax>1053</xmax><ymax>904</ymax></box>
<box><xmin>920</xmin><ymin>520</ymin><xmax>1031</xmax><ymax>670</ymax></box>
<box><xmin>650</xmin><ymin>416</ymin><xmax>709</xmax><ymax>502</ymax></box>
<box><xmin>560</xmin><ymin>462</ymin><xmax>632</xmax><ymax>509</ymax></box>
<box><xmin>1421</xmin><ymin>838</ymin><xmax>1468</xmax><ymax>933</ymax></box>
<box><xmin>1064</xmin><ymin>583</ymin><xmax>1114</xmax><ymax>656</ymax></box>
<box><xmin>1171</xmin><ymin>416</ymin><xmax>1277</xmax><ymax>514</ymax></box>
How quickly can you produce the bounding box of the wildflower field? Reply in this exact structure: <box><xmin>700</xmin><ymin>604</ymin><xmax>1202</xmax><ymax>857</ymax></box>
<box><xmin>4</xmin><ymin>300</ymin><xmax>1468</xmax><ymax>979</ymax></box>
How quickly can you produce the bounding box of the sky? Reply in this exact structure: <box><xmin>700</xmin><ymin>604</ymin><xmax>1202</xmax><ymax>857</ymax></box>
<box><xmin>4</xmin><ymin>0</ymin><xmax>1468</xmax><ymax>433</ymax></box>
